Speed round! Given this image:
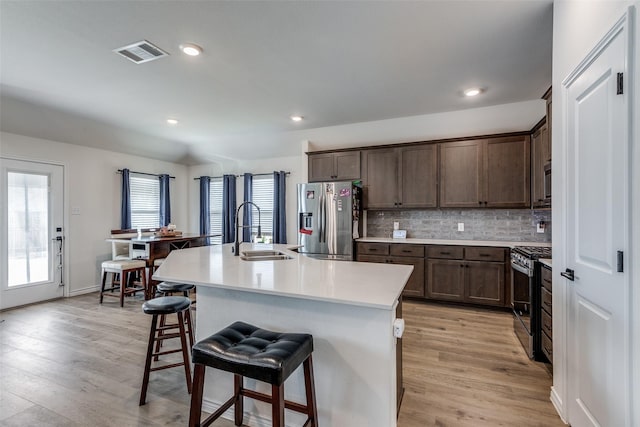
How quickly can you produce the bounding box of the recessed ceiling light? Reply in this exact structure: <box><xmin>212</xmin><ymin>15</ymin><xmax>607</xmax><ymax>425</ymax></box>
<box><xmin>179</xmin><ymin>43</ymin><xmax>202</xmax><ymax>56</ymax></box>
<box><xmin>290</xmin><ymin>115</ymin><xmax>304</xmax><ymax>122</ymax></box>
<box><xmin>166</xmin><ymin>118</ymin><xmax>179</xmax><ymax>125</ymax></box>
<box><xmin>464</xmin><ymin>88</ymin><xmax>482</xmax><ymax>97</ymax></box>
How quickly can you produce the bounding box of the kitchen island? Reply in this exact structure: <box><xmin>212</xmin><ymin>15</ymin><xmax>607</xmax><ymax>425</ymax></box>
<box><xmin>154</xmin><ymin>243</ymin><xmax>412</xmax><ymax>427</ymax></box>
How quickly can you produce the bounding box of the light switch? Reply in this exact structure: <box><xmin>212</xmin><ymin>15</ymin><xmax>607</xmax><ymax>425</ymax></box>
<box><xmin>457</xmin><ymin>222</ymin><xmax>464</xmax><ymax>232</ymax></box>
<box><xmin>71</xmin><ymin>207</ymin><xmax>81</xmax><ymax>215</ymax></box>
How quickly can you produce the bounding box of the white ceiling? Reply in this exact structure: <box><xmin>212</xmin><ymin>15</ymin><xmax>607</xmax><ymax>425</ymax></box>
<box><xmin>0</xmin><ymin>1</ymin><xmax>552</xmax><ymax>165</ymax></box>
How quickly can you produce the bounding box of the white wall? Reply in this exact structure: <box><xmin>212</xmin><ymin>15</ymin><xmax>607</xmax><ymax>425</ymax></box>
<box><xmin>551</xmin><ymin>1</ymin><xmax>639</xmax><ymax>423</ymax></box>
<box><xmin>0</xmin><ymin>131</ymin><xmax>189</xmax><ymax>296</ymax></box>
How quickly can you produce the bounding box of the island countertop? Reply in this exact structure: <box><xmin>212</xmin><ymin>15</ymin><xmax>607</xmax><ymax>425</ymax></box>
<box><xmin>153</xmin><ymin>243</ymin><xmax>413</xmax><ymax>310</ymax></box>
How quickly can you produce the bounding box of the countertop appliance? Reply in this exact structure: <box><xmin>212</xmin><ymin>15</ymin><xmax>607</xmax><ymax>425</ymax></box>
<box><xmin>297</xmin><ymin>181</ymin><xmax>361</xmax><ymax>260</ymax></box>
<box><xmin>511</xmin><ymin>245</ymin><xmax>552</xmax><ymax>359</ymax></box>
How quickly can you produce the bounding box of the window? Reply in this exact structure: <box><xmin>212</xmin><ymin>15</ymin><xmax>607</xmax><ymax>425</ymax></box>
<box><xmin>130</xmin><ymin>174</ymin><xmax>159</xmax><ymax>228</ymax></box>
<box><xmin>252</xmin><ymin>175</ymin><xmax>273</xmax><ymax>241</ymax></box>
<box><xmin>209</xmin><ymin>179</ymin><xmax>223</xmax><ymax>244</ymax></box>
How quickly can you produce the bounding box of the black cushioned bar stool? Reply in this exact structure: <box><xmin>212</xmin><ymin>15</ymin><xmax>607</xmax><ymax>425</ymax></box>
<box><xmin>153</xmin><ymin>282</ymin><xmax>196</xmax><ymax>358</ymax></box>
<box><xmin>188</xmin><ymin>321</ymin><xmax>318</xmax><ymax>427</ymax></box>
<box><xmin>139</xmin><ymin>296</ymin><xmax>193</xmax><ymax>406</ymax></box>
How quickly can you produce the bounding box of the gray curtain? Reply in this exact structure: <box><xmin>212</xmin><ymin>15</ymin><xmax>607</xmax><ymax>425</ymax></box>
<box><xmin>222</xmin><ymin>174</ymin><xmax>236</xmax><ymax>243</ymax></box>
<box><xmin>199</xmin><ymin>176</ymin><xmax>210</xmax><ymax>239</ymax></box>
<box><xmin>242</xmin><ymin>173</ymin><xmax>253</xmax><ymax>242</ymax></box>
<box><xmin>273</xmin><ymin>171</ymin><xmax>287</xmax><ymax>243</ymax></box>
<box><xmin>120</xmin><ymin>168</ymin><xmax>131</xmax><ymax>229</ymax></box>
<box><xmin>159</xmin><ymin>174</ymin><xmax>171</xmax><ymax>226</ymax></box>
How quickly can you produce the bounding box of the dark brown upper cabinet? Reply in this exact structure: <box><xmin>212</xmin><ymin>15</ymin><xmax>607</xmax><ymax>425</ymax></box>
<box><xmin>531</xmin><ymin>120</ymin><xmax>551</xmax><ymax>207</ymax></box>
<box><xmin>308</xmin><ymin>151</ymin><xmax>361</xmax><ymax>182</ymax></box>
<box><xmin>439</xmin><ymin>135</ymin><xmax>531</xmax><ymax>208</ymax></box>
<box><xmin>361</xmin><ymin>144</ymin><xmax>438</xmax><ymax>209</ymax></box>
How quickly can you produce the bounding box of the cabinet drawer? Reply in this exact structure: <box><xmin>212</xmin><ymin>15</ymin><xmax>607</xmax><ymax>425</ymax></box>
<box><xmin>542</xmin><ymin>309</ymin><xmax>553</xmax><ymax>338</ymax></box>
<box><xmin>465</xmin><ymin>247</ymin><xmax>505</xmax><ymax>262</ymax></box>
<box><xmin>390</xmin><ymin>244</ymin><xmax>425</xmax><ymax>257</ymax></box>
<box><xmin>541</xmin><ymin>266</ymin><xmax>552</xmax><ymax>292</ymax></box>
<box><xmin>357</xmin><ymin>243</ymin><xmax>389</xmax><ymax>256</ymax></box>
<box><xmin>356</xmin><ymin>254</ymin><xmax>387</xmax><ymax>264</ymax></box>
<box><xmin>541</xmin><ymin>286</ymin><xmax>552</xmax><ymax>314</ymax></box>
<box><xmin>541</xmin><ymin>331</ymin><xmax>553</xmax><ymax>363</ymax></box>
<box><xmin>426</xmin><ymin>246</ymin><xmax>464</xmax><ymax>259</ymax></box>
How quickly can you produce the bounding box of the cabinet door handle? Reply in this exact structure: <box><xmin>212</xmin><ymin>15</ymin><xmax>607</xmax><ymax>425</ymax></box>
<box><xmin>479</xmin><ymin>254</ymin><xmax>491</xmax><ymax>257</ymax></box>
<box><xmin>465</xmin><ymin>264</ymin><xmax>469</xmax><ymax>268</ymax></box>
<box><xmin>440</xmin><ymin>251</ymin><xmax>451</xmax><ymax>255</ymax></box>
<box><xmin>460</xmin><ymin>264</ymin><xmax>464</xmax><ymax>268</ymax></box>
<box><xmin>402</xmin><ymin>250</ymin><xmax>412</xmax><ymax>253</ymax></box>
<box><xmin>478</xmin><ymin>201</ymin><xmax>482</xmax><ymax>205</ymax></box>
<box><xmin>561</xmin><ymin>268</ymin><xmax>575</xmax><ymax>281</ymax></box>
<box><xmin>369</xmin><ymin>248</ymin><xmax>377</xmax><ymax>252</ymax></box>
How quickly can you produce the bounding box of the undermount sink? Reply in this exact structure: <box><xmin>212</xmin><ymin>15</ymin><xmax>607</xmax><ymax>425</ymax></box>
<box><xmin>240</xmin><ymin>250</ymin><xmax>293</xmax><ymax>261</ymax></box>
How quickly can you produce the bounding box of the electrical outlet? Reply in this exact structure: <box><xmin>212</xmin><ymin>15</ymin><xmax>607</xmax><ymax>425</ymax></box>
<box><xmin>457</xmin><ymin>222</ymin><xmax>464</xmax><ymax>232</ymax></box>
<box><xmin>393</xmin><ymin>222</ymin><xmax>399</xmax><ymax>230</ymax></box>
<box><xmin>537</xmin><ymin>221</ymin><xmax>546</xmax><ymax>233</ymax></box>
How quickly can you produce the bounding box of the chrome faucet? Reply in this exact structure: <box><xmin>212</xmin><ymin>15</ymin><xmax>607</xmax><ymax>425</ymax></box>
<box><xmin>233</xmin><ymin>201</ymin><xmax>262</xmax><ymax>256</ymax></box>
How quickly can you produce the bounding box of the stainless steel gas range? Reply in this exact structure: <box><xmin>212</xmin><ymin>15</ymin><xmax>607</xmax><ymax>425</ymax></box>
<box><xmin>511</xmin><ymin>245</ymin><xmax>552</xmax><ymax>359</ymax></box>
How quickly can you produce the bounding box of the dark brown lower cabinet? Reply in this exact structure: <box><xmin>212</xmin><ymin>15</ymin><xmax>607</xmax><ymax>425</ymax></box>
<box><xmin>358</xmin><ymin>254</ymin><xmax>425</xmax><ymax>298</ymax></box>
<box><xmin>465</xmin><ymin>261</ymin><xmax>505</xmax><ymax>306</ymax></box>
<box><xmin>357</xmin><ymin>242</ymin><xmax>507</xmax><ymax>307</ymax></box>
<box><xmin>426</xmin><ymin>259</ymin><xmax>464</xmax><ymax>301</ymax></box>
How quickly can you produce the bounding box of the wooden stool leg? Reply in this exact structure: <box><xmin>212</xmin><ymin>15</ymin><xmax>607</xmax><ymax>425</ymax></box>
<box><xmin>119</xmin><ymin>271</ymin><xmax>127</xmax><ymax>307</ymax></box>
<box><xmin>272</xmin><ymin>384</ymin><xmax>285</xmax><ymax>427</ymax></box>
<box><xmin>140</xmin><ymin>314</ymin><xmax>158</xmax><ymax>406</ymax></box>
<box><xmin>234</xmin><ymin>375</ymin><xmax>243</xmax><ymax>426</ymax></box>
<box><xmin>100</xmin><ymin>270</ymin><xmax>107</xmax><ymax>303</ymax></box>
<box><xmin>140</xmin><ymin>267</ymin><xmax>148</xmax><ymax>300</ymax></box>
<box><xmin>153</xmin><ymin>314</ymin><xmax>166</xmax><ymax>361</ymax></box>
<box><xmin>185</xmin><ymin>309</ymin><xmax>194</xmax><ymax>348</ymax></box>
<box><xmin>177</xmin><ymin>311</ymin><xmax>192</xmax><ymax>394</ymax></box>
<box><xmin>189</xmin><ymin>364</ymin><xmax>206</xmax><ymax>427</ymax></box>
<box><xmin>304</xmin><ymin>355</ymin><xmax>319</xmax><ymax>426</ymax></box>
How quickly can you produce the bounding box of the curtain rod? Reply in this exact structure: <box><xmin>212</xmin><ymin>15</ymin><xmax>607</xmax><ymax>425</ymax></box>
<box><xmin>117</xmin><ymin>169</ymin><xmax>176</xmax><ymax>179</ymax></box>
<box><xmin>193</xmin><ymin>172</ymin><xmax>290</xmax><ymax>181</ymax></box>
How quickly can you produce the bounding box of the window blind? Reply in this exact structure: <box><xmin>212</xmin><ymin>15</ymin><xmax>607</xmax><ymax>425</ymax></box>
<box><xmin>209</xmin><ymin>179</ymin><xmax>223</xmax><ymax>244</ymax></box>
<box><xmin>130</xmin><ymin>175</ymin><xmax>160</xmax><ymax>228</ymax></box>
<box><xmin>252</xmin><ymin>176</ymin><xmax>274</xmax><ymax>237</ymax></box>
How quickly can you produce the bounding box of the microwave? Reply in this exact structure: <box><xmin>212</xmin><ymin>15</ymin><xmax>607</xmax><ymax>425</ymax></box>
<box><xmin>130</xmin><ymin>241</ymin><xmax>150</xmax><ymax>259</ymax></box>
<box><xmin>543</xmin><ymin>162</ymin><xmax>552</xmax><ymax>203</ymax></box>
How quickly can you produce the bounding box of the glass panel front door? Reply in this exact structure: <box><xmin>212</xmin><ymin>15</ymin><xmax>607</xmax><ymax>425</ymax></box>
<box><xmin>1</xmin><ymin>158</ymin><xmax>64</xmax><ymax>309</ymax></box>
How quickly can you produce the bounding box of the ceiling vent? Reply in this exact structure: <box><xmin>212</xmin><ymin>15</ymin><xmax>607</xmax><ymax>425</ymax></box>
<box><xmin>114</xmin><ymin>40</ymin><xmax>169</xmax><ymax>64</ymax></box>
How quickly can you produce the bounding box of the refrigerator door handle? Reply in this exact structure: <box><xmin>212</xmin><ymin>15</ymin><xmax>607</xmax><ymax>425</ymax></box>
<box><xmin>318</xmin><ymin>190</ymin><xmax>326</xmax><ymax>243</ymax></box>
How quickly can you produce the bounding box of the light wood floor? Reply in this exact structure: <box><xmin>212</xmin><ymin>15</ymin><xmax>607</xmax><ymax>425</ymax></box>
<box><xmin>0</xmin><ymin>293</ymin><xmax>564</xmax><ymax>426</ymax></box>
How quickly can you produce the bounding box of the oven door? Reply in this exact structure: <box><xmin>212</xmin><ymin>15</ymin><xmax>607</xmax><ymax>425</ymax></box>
<box><xmin>511</xmin><ymin>261</ymin><xmax>533</xmax><ymax>358</ymax></box>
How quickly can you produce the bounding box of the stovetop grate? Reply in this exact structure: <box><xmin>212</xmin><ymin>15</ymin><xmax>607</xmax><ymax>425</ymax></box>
<box><xmin>512</xmin><ymin>246</ymin><xmax>552</xmax><ymax>259</ymax></box>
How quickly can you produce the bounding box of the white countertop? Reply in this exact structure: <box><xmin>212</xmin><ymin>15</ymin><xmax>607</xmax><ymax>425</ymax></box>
<box><xmin>357</xmin><ymin>237</ymin><xmax>552</xmax><ymax>249</ymax></box>
<box><xmin>153</xmin><ymin>243</ymin><xmax>413</xmax><ymax>310</ymax></box>
<box><xmin>539</xmin><ymin>258</ymin><xmax>552</xmax><ymax>268</ymax></box>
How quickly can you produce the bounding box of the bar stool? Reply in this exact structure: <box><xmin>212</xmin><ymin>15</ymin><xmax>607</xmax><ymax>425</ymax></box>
<box><xmin>148</xmin><ymin>257</ymin><xmax>166</xmax><ymax>297</ymax></box>
<box><xmin>139</xmin><ymin>296</ymin><xmax>193</xmax><ymax>406</ymax></box>
<box><xmin>188</xmin><ymin>321</ymin><xmax>318</xmax><ymax>427</ymax></box>
<box><xmin>100</xmin><ymin>259</ymin><xmax>147</xmax><ymax>307</ymax></box>
<box><xmin>153</xmin><ymin>282</ymin><xmax>195</xmax><ymax>359</ymax></box>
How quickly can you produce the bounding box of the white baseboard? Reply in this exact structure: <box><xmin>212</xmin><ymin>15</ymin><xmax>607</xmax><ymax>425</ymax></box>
<box><xmin>68</xmin><ymin>285</ymin><xmax>100</xmax><ymax>297</ymax></box>
<box><xmin>550</xmin><ymin>386</ymin><xmax>568</xmax><ymax>424</ymax></box>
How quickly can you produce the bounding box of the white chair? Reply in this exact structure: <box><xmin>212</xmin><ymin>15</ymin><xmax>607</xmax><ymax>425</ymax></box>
<box><xmin>99</xmin><ymin>259</ymin><xmax>148</xmax><ymax>307</ymax></box>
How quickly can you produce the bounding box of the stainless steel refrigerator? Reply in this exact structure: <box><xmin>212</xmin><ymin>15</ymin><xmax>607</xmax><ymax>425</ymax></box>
<box><xmin>297</xmin><ymin>181</ymin><xmax>361</xmax><ymax>260</ymax></box>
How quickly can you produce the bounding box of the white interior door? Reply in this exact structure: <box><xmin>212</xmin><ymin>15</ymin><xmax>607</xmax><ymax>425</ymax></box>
<box><xmin>563</xmin><ymin>16</ymin><xmax>631</xmax><ymax>427</ymax></box>
<box><xmin>0</xmin><ymin>158</ymin><xmax>65</xmax><ymax>309</ymax></box>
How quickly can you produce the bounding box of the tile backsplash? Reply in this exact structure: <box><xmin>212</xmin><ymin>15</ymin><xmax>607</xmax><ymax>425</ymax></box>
<box><xmin>365</xmin><ymin>209</ymin><xmax>551</xmax><ymax>242</ymax></box>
